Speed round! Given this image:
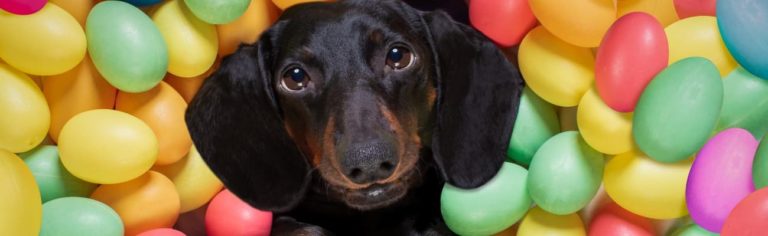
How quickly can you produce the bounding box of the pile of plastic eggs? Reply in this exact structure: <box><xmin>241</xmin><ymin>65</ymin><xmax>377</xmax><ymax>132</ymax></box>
<box><xmin>1</xmin><ymin>0</ymin><xmax>767</xmax><ymax>235</ymax></box>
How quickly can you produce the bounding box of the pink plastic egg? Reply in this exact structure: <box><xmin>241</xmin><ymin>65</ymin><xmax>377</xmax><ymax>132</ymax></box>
<box><xmin>206</xmin><ymin>189</ymin><xmax>272</xmax><ymax>236</ymax></box>
<box><xmin>686</xmin><ymin>128</ymin><xmax>758</xmax><ymax>233</ymax></box>
<box><xmin>595</xmin><ymin>12</ymin><xmax>668</xmax><ymax>112</ymax></box>
<box><xmin>0</xmin><ymin>0</ymin><xmax>45</xmax><ymax>15</ymax></box>
<box><xmin>469</xmin><ymin>0</ymin><xmax>537</xmax><ymax>47</ymax></box>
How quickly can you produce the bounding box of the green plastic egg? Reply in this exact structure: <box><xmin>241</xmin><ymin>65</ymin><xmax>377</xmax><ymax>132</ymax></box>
<box><xmin>753</xmin><ymin>135</ymin><xmax>768</xmax><ymax>189</ymax></box>
<box><xmin>40</xmin><ymin>197</ymin><xmax>123</xmax><ymax>236</ymax></box>
<box><xmin>185</xmin><ymin>0</ymin><xmax>251</xmax><ymax>24</ymax></box>
<box><xmin>86</xmin><ymin>1</ymin><xmax>168</xmax><ymax>93</ymax></box>
<box><xmin>528</xmin><ymin>131</ymin><xmax>603</xmax><ymax>215</ymax></box>
<box><xmin>507</xmin><ymin>87</ymin><xmax>560</xmax><ymax>167</ymax></box>
<box><xmin>20</xmin><ymin>145</ymin><xmax>97</xmax><ymax>202</ymax></box>
<box><xmin>441</xmin><ymin>163</ymin><xmax>531</xmax><ymax>236</ymax></box>
<box><xmin>633</xmin><ymin>57</ymin><xmax>723</xmax><ymax>163</ymax></box>
<box><xmin>717</xmin><ymin>67</ymin><xmax>768</xmax><ymax>139</ymax></box>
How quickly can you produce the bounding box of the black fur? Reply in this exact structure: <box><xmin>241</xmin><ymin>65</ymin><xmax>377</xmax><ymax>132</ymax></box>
<box><xmin>186</xmin><ymin>0</ymin><xmax>524</xmax><ymax>234</ymax></box>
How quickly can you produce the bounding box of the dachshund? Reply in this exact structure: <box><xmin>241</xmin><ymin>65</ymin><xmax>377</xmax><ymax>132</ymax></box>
<box><xmin>185</xmin><ymin>0</ymin><xmax>524</xmax><ymax>234</ymax></box>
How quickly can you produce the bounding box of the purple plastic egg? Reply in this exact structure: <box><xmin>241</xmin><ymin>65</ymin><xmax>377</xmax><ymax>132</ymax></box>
<box><xmin>686</xmin><ymin>128</ymin><xmax>758</xmax><ymax>233</ymax></box>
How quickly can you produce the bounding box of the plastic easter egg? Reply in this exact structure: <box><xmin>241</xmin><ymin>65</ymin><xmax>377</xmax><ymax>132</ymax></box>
<box><xmin>687</xmin><ymin>128</ymin><xmax>758</xmax><ymax>233</ymax></box>
<box><xmin>469</xmin><ymin>0</ymin><xmax>537</xmax><ymax>47</ymax></box>
<box><xmin>0</xmin><ymin>150</ymin><xmax>42</xmax><ymax>236</ymax></box>
<box><xmin>0</xmin><ymin>3</ymin><xmax>85</xmax><ymax>75</ymax></box>
<box><xmin>669</xmin><ymin>220</ymin><xmax>718</xmax><ymax>236</ymax></box>
<box><xmin>40</xmin><ymin>197</ymin><xmax>123</xmax><ymax>236</ymax></box>
<box><xmin>442</xmin><ymin>163</ymin><xmax>531</xmax><ymax>235</ymax></box>
<box><xmin>588</xmin><ymin>202</ymin><xmax>655</xmax><ymax>236</ymax></box>
<box><xmin>153</xmin><ymin>146</ymin><xmax>223</xmax><ymax>213</ymax></box>
<box><xmin>91</xmin><ymin>171</ymin><xmax>181</xmax><ymax>236</ymax></box>
<box><xmin>528</xmin><ymin>0</ymin><xmax>615</xmax><ymax>47</ymax></box>
<box><xmin>577</xmin><ymin>88</ymin><xmax>633</xmax><ymax>155</ymax></box>
<box><xmin>185</xmin><ymin>0</ymin><xmax>251</xmax><ymax>24</ymax></box>
<box><xmin>507</xmin><ymin>87</ymin><xmax>560</xmax><ymax>166</ymax></box>
<box><xmin>49</xmin><ymin>0</ymin><xmax>94</xmax><ymax>26</ymax></box>
<box><xmin>272</xmin><ymin>0</ymin><xmax>329</xmax><ymax>10</ymax></box>
<box><xmin>43</xmin><ymin>56</ymin><xmax>117</xmax><ymax>142</ymax></box>
<box><xmin>207</xmin><ymin>189</ymin><xmax>273</xmax><ymax>236</ymax></box>
<box><xmin>519</xmin><ymin>26</ymin><xmax>595</xmax><ymax>107</ymax></box>
<box><xmin>717</xmin><ymin>67</ymin><xmax>768</xmax><ymax>139</ymax></box>
<box><xmin>116</xmin><ymin>82</ymin><xmax>191</xmax><ymax>165</ymax></box>
<box><xmin>633</xmin><ymin>57</ymin><xmax>722</xmax><ymax>163</ymax></box>
<box><xmin>217</xmin><ymin>0</ymin><xmax>279</xmax><ymax>56</ymax></box>
<box><xmin>0</xmin><ymin>0</ymin><xmax>45</xmax><ymax>14</ymax></box>
<box><xmin>721</xmin><ymin>188</ymin><xmax>768</xmax><ymax>235</ymax></box>
<box><xmin>666</xmin><ymin>16</ymin><xmax>737</xmax><ymax>76</ymax></box>
<box><xmin>604</xmin><ymin>151</ymin><xmax>691</xmax><ymax>219</ymax></box>
<box><xmin>87</xmin><ymin>1</ymin><xmax>168</xmax><ymax>93</ymax></box>
<box><xmin>0</xmin><ymin>63</ymin><xmax>50</xmax><ymax>153</ymax></box>
<box><xmin>58</xmin><ymin>109</ymin><xmax>158</xmax><ymax>184</ymax></box>
<box><xmin>718</xmin><ymin>0</ymin><xmax>768</xmax><ymax>80</ymax></box>
<box><xmin>674</xmin><ymin>0</ymin><xmax>716</xmax><ymax>19</ymax></box>
<box><xmin>152</xmin><ymin>0</ymin><xmax>218</xmax><ymax>78</ymax></box>
<box><xmin>121</xmin><ymin>0</ymin><xmax>164</xmax><ymax>7</ymax></box>
<box><xmin>20</xmin><ymin>145</ymin><xmax>97</xmax><ymax>202</ymax></box>
<box><xmin>137</xmin><ymin>228</ymin><xmax>186</xmax><ymax>236</ymax></box>
<box><xmin>595</xmin><ymin>12</ymin><xmax>668</xmax><ymax>112</ymax></box>
<box><xmin>518</xmin><ymin>207</ymin><xmax>585</xmax><ymax>236</ymax></box>
<box><xmin>753</xmin><ymin>136</ymin><xmax>768</xmax><ymax>189</ymax></box>
<box><xmin>164</xmin><ymin>61</ymin><xmax>217</xmax><ymax>103</ymax></box>
<box><xmin>617</xmin><ymin>0</ymin><xmax>679</xmax><ymax>26</ymax></box>
<box><xmin>528</xmin><ymin>131</ymin><xmax>603</xmax><ymax>215</ymax></box>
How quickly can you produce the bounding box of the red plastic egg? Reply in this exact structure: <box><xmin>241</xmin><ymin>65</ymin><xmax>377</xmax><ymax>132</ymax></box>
<box><xmin>674</xmin><ymin>0</ymin><xmax>716</xmax><ymax>19</ymax></box>
<box><xmin>721</xmin><ymin>188</ymin><xmax>768</xmax><ymax>235</ymax></box>
<box><xmin>588</xmin><ymin>202</ymin><xmax>654</xmax><ymax>236</ymax></box>
<box><xmin>470</xmin><ymin>0</ymin><xmax>537</xmax><ymax>47</ymax></box>
<box><xmin>595</xmin><ymin>12</ymin><xmax>668</xmax><ymax>112</ymax></box>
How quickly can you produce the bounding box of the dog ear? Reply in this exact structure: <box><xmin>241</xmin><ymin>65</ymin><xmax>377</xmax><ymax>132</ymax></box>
<box><xmin>420</xmin><ymin>11</ymin><xmax>525</xmax><ymax>189</ymax></box>
<box><xmin>186</xmin><ymin>30</ymin><xmax>310</xmax><ymax>212</ymax></box>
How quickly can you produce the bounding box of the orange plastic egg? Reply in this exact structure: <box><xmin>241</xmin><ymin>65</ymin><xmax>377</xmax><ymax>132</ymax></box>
<box><xmin>116</xmin><ymin>82</ymin><xmax>192</xmax><ymax>166</ymax></box>
<box><xmin>164</xmin><ymin>60</ymin><xmax>218</xmax><ymax>103</ymax></box>
<box><xmin>217</xmin><ymin>0</ymin><xmax>279</xmax><ymax>57</ymax></box>
<box><xmin>43</xmin><ymin>56</ymin><xmax>117</xmax><ymax>142</ymax></box>
<box><xmin>91</xmin><ymin>171</ymin><xmax>180</xmax><ymax>236</ymax></box>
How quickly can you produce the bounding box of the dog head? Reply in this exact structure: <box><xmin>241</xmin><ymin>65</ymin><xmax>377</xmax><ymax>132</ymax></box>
<box><xmin>186</xmin><ymin>0</ymin><xmax>524</xmax><ymax>212</ymax></box>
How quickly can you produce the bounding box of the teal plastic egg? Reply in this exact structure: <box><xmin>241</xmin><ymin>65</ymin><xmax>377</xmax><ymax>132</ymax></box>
<box><xmin>717</xmin><ymin>67</ymin><xmax>768</xmax><ymax>138</ymax></box>
<box><xmin>40</xmin><ymin>197</ymin><xmax>123</xmax><ymax>236</ymax></box>
<box><xmin>20</xmin><ymin>145</ymin><xmax>97</xmax><ymax>202</ymax></box>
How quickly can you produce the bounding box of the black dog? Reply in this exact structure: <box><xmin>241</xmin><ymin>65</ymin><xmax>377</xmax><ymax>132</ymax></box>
<box><xmin>186</xmin><ymin>0</ymin><xmax>524</xmax><ymax>234</ymax></box>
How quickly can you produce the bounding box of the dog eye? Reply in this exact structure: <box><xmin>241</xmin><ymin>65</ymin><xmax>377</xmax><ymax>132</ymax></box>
<box><xmin>282</xmin><ymin>67</ymin><xmax>310</xmax><ymax>91</ymax></box>
<box><xmin>385</xmin><ymin>46</ymin><xmax>413</xmax><ymax>70</ymax></box>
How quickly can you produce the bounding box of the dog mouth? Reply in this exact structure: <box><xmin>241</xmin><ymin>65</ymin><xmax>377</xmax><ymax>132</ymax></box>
<box><xmin>343</xmin><ymin>182</ymin><xmax>408</xmax><ymax>210</ymax></box>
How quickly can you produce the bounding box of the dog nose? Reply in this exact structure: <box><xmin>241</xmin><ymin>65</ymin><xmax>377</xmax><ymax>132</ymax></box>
<box><xmin>341</xmin><ymin>141</ymin><xmax>398</xmax><ymax>184</ymax></box>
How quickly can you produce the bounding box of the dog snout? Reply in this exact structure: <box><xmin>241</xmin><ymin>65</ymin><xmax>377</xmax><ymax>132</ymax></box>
<box><xmin>341</xmin><ymin>141</ymin><xmax>398</xmax><ymax>184</ymax></box>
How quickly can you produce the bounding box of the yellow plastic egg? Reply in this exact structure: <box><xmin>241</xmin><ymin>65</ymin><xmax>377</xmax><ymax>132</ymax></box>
<box><xmin>152</xmin><ymin>0</ymin><xmax>218</xmax><ymax>78</ymax></box>
<box><xmin>617</xmin><ymin>0</ymin><xmax>678</xmax><ymax>26</ymax></box>
<box><xmin>529</xmin><ymin>0</ymin><xmax>615</xmax><ymax>47</ymax></box>
<box><xmin>58</xmin><ymin>109</ymin><xmax>158</xmax><ymax>184</ymax></box>
<box><xmin>0</xmin><ymin>150</ymin><xmax>42</xmax><ymax>236</ymax></box>
<box><xmin>153</xmin><ymin>145</ymin><xmax>223</xmax><ymax>213</ymax></box>
<box><xmin>666</xmin><ymin>16</ymin><xmax>738</xmax><ymax>76</ymax></box>
<box><xmin>519</xmin><ymin>26</ymin><xmax>595</xmax><ymax>107</ymax></box>
<box><xmin>49</xmin><ymin>0</ymin><xmax>94</xmax><ymax>26</ymax></box>
<box><xmin>116</xmin><ymin>82</ymin><xmax>192</xmax><ymax>166</ymax></box>
<box><xmin>217</xmin><ymin>0</ymin><xmax>280</xmax><ymax>56</ymax></box>
<box><xmin>0</xmin><ymin>63</ymin><xmax>50</xmax><ymax>153</ymax></box>
<box><xmin>91</xmin><ymin>171</ymin><xmax>180</xmax><ymax>236</ymax></box>
<box><xmin>517</xmin><ymin>207</ymin><xmax>586</xmax><ymax>236</ymax></box>
<box><xmin>43</xmin><ymin>56</ymin><xmax>117</xmax><ymax>142</ymax></box>
<box><xmin>577</xmin><ymin>87</ymin><xmax>633</xmax><ymax>155</ymax></box>
<box><xmin>272</xmin><ymin>0</ymin><xmax>331</xmax><ymax>10</ymax></box>
<box><xmin>0</xmin><ymin>3</ymin><xmax>86</xmax><ymax>75</ymax></box>
<box><xmin>604</xmin><ymin>151</ymin><xmax>691</xmax><ymax>219</ymax></box>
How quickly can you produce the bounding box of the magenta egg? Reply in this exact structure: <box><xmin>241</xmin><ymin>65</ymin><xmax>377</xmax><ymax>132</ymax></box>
<box><xmin>595</xmin><ymin>12</ymin><xmax>668</xmax><ymax>112</ymax></box>
<box><xmin>686</xmin><ymin>128</ymin><xmax>758</xmax><ymax>233</ymax></box>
